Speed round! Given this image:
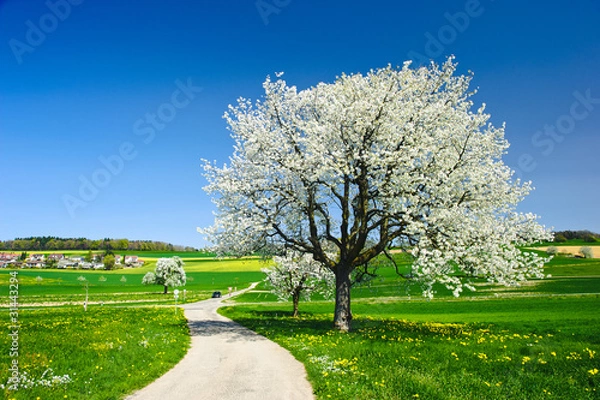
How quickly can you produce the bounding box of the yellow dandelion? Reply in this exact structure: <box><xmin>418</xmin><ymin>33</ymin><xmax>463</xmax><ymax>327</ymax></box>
<box><xmin>585</xmin><ymin>348</ymin><xmax>596</xmax><ymax>359</ymax></box>
<box><xmin>589</xmin><ymin>368</ymin><xmax>599</xmax><ymax>376</ymax></box>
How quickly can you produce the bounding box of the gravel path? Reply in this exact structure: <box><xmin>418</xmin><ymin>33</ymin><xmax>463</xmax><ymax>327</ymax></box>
<box><xmin>126</xmin><ymin>284</ymin><xmax>315</xmax><ymax>400</ymax></box>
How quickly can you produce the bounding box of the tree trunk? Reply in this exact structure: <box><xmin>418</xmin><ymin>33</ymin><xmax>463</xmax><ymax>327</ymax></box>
<box><xmin>333</xmin><ymin>264</ymin><xmax>353</xmax><ymax>332</ymax></box>
<box><xmin>163</xmin><ymin>285</ymin><xmax>168</xmax><ymax>294</ymax></box>
<box><xmin>292</xmin><ymin>291</ymin><xmax>300</xmax><ymax>318</ymax></box>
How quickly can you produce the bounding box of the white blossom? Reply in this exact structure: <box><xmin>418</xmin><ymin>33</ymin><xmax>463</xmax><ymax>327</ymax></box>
<box><xmin>142</xmin><ymin>257</ymin><xmax>186</xmax><ymax>294</ymax></box>
<box><xmin>263</xmin><ymin>250</ymin><xmax>335</xmax><ymax>315</ymax></box>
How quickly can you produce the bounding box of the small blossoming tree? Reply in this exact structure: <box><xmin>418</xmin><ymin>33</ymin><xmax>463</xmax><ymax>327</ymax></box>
<box><xmin>263</xmin><ymin>251</ymin><xmax>335</xmax><ymax>317</ymax></box>
<box><xmin>580</xmin><ymin>247</ymin><xmax>594</xmax><ymax>259</ymax></box>
<box><xmin>142</xmin><ymin>256</ymin><xmax>187</xmax><ymax>294</ymax></box>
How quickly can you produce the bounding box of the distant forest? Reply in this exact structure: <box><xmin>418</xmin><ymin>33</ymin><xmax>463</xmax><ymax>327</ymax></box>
<box><xmin>0</xmin><ymin>236</ymin><xmax>198</xmax><ymax>252</ymax></box>
<box><xmin>553</xmin><ymin>230</ymin><xmax>599</xmax><ymax>243</ymax></box>
<box><xmin>1</xmin><ymin>231</ymin><xmax>597</xmax><ymax>252</ymax></box>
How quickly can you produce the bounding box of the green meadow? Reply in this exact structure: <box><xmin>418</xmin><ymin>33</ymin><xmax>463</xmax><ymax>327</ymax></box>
<box><xmin>0</xmin><ymin>307</ymin><xmax>190</xmax><ymax>400</ymax></box>
<box><xmin>0</xmin><ymin>257</ymin><xmax>266</xmax><ymax>306</ymax></box>
<box><xmin>221</xmin><ymin>246</ymin><xmax>600</xmax><ymax>399</ymax></box>
<box><xmin>0</xmin><ymin>245</ymin><xmax>598</xmax><ymax>399</ymax></box>
<box><xmin>222</xmin><ymin>296</ymin><xmax>600</xmax><ymax>399</ymax></box>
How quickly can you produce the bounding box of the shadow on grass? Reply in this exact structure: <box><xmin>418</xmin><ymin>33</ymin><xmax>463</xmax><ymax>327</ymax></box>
<box><xmin>223</xmin><ymin>307</ymin><xmax>476</xmax><ymax>339</ymax></box>
<box><xmin>187</xmin><ymin>319</ymin><xmax>265</xmax><ymax>342</ymax></box>
<box><xmin>224</xmin><ymin>309</ymin><xmax>334</xmax><ymax>334</ymax></box>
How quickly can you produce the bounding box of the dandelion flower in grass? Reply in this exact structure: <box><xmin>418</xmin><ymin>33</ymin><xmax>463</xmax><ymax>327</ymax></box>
<box><xmin>589</xmin><ymin>368</ymin><xmax>599</xmax><ymax>376</ymax></box>
<box><xmin>585</xmin><ymin>348</ymin><xmax>596</xmax><ymax>359</ymax></box>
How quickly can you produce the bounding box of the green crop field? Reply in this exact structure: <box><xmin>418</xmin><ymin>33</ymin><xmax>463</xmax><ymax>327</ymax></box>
<box><xmin>0</xmin><ymin>246</ymin><xmax>599</xmax><ymax>399</ymax></box>
<box><xmin>0</xmin><ymin>257</ymin><xmax>266</xmax><ymax>306</ymax></box>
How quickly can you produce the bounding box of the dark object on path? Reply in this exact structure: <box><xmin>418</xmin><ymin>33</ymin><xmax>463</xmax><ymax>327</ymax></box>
<box><xmin>211</xmin><ymin>291</ymin><xmax>222</xmax><ymax>298</ymax></box>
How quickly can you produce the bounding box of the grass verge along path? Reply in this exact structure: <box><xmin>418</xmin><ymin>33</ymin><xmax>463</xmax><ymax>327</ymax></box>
<box><xmin>0</xmin><ymin>306</ymin><xmax>190</xmax><ymax>400</ymax></box>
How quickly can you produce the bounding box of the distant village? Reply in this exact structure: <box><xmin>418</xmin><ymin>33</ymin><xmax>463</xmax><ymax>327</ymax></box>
<box><xmin>0</xmin><ymin>252</ymin><xmax>144</xmax><ymax>270</ymax></box>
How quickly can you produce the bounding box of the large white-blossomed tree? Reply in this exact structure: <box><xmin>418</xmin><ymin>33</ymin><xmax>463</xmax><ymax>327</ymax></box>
<box><xmin>202</xmin><ymin>58</ymin><xmax>551</xmax><ymax>331</ymax></box>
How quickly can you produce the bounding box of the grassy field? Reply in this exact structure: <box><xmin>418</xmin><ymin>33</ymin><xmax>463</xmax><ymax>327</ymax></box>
<box><xmin>222</xmin><ymin>296</ymin><xmax>600</xmax><ymax>399</ymax></box>
<box><xmin>220</xmin><ymin>247</ymin><xmax>600</xmax><ymax>400</ymax></box>
<box><xmin>0</xmin><ymin>306</ymin><xmax>190</xmax><ymax>400</ymax></box>
<box><xmin>0</xmin><ymin>257</ymin><xmax>266</xmax><ymax>306</ymax></box>
<box><xmin>1</xmin><ymin>246</ymin><xmax>599</xmax><ymax>399</ymax></box>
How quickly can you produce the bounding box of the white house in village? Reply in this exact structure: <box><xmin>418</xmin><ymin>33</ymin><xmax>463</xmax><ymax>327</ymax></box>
<box><xmin>0</xmin><ymin>253</ymin><xmax>19</xmax><ymax>268</ymax></box>
<box><xmin>116</xmin><ymin>255</ymin><xmax>144</xmax><ymax>267</ymax></box>
<box><xmin>125</xmin><ymin>255</ymin><xmax>138</xmax><ymax>264</ymax></box>
<box><xmin>47</xmin><ymin>253</ymin><xmax>65</xmax><ymax>261</ymax></box>
<box><xmin>0</xmin><ymin>253</ymin><xmax>19</xmax><ymax>262</ymax></box>
<box><xmin>26</xmin><ymin>260</ymin><xmax>45</xmax><ymax>268</ymax></box>
<box><xmin>30</xmin><ymin>254</ymin><xmax>45</xmax><ymax>262</ymax></box>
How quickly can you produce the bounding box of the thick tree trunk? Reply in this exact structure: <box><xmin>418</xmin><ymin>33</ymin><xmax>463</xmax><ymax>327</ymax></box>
<box><xmin>333</xmin><ymin>264</ymin><xmax>353</xmax><ymax>332</ymax></box>
<box><xmin>292</xmin><ymin>291</ymin><xmax>300</xmax><ymax>318</ymax></box>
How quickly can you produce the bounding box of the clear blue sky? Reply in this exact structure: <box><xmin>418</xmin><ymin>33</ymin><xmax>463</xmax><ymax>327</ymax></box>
<box><xmin>1</xmin><ymin>0</ymin><xmax>598</xmax><ymax>248</ymax></box>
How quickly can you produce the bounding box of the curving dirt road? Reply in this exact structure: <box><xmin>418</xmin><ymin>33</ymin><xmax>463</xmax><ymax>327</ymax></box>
<box><xmin>126</xmin><ymin>284</ymin><xmax>315</xmax><ymax>400</ymax></box>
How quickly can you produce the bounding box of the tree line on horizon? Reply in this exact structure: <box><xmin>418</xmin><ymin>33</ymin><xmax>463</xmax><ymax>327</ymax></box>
<box><xmin>0</xmin><ymin>236</ymin><xmax>199</xmax><ymax>252</ymax></box>
<box><xmin>0</xmin><ymin>231</ymin><xmax>596</xmax><ymax>252</ymax></box>
<box><xmin>553</xmin><ymin>230</ymin><xmax>599</xmax><ymax>243</ymax></box>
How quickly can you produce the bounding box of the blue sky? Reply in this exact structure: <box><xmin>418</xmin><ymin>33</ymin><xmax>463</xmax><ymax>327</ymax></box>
<box><xmin>1</xmin><ymin>0</ymin><xmax>598</xmax><ymax>248</ymax></box>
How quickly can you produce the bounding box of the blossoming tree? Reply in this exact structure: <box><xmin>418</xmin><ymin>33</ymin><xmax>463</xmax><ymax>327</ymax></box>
<box><xmin>142</xmin><ymin>256</ymin><xmax>187</xmax><ymax>294</ymax></box>
<box><xmin>263</xmin><ymin>250</ymin><xmax>335</xmax><ymax>317</ymax></box>
<box><xmin>202</xmin><ymin>58</ymin><xmax>551</xmax><ymax>331</ymax></box>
